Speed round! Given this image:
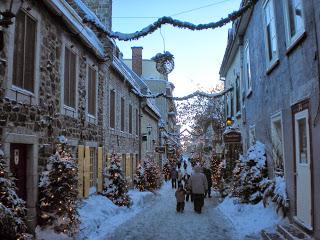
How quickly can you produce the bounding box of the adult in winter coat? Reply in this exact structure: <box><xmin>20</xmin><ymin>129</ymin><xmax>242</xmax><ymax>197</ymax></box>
<box><xmin>187</xmin><ymin>165</ymin><xmax>208</xmax><ymax>213</ymax></box>
<box><xmin>203</xmin><ymin>168</ymin><xmax>212</xmax><ymax>198</ymax></box>
<box><xmin>171</xmin><ymin>167</ymin><xmax>178</xmax><ymax>189</ymax></box>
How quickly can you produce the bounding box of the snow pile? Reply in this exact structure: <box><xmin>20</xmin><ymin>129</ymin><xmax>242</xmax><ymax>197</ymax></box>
<box><xmin>242</xmin><ymin>141</ymin><xmax>266</xmax><ymax>168</ymax></box>
<box><xmin>218</xmin><ymin>197</ymin><xmax>282</xmax><ymax>238</ymax></box>
<box><xmin>77</xmin><ymin>190</ymin><xmax>155</xmax><ymax>239</ymax></box>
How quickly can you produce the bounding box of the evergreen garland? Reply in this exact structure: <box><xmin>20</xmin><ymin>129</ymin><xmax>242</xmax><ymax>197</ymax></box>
<box><xmin>38</xmin><ymin>139</ymin><xmax>79</xmax><ymax>236</ymax></box>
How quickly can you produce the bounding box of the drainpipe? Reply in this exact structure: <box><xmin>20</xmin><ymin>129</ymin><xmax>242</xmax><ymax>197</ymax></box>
<box><xmin>311</xmin><ymin>0</ymin><xmax>320</xmax><ymax>127</ymax></box>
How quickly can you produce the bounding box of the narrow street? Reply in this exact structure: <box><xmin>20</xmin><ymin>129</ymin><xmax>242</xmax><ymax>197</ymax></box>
<box><xmin>106</xmin><ymin>161</ymin><xmax>236</xmax><ymax>240</ymax></box>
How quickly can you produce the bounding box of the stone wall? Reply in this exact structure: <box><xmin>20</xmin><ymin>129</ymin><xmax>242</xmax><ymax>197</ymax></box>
<box><xmin>106</xmin><ymin>68</ymin><xmax>140</xmax><ymax>156</ymax></box>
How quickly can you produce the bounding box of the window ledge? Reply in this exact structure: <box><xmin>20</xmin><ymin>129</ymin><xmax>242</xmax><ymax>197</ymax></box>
<box><xmin>266</xmin><ymin>59</ymin><xmax>280</xmax><ymax>75</ymax></box>
<box><xmin>246</xmin><ymin>89</ymin><xmax>253</xmax><ymax>98</ymax></box>
<box><xmin>286</xmin><ymin>31</ymin><xmax>306</xmax><ymax>56</ymax></box>
<box><xmin>86</xmin><ymin>114</ymin><xmax>97</xmax><ymax>125</ymax></box>
<box><xmin>63</xmin><ymin>105</ymin><xmax>78</xmax><ymax>118</ymax></box>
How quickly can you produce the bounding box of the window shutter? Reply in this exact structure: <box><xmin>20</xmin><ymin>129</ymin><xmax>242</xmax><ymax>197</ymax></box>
<box><xmin>110</xmin><ymin>90</ymin><xmax>115</xmax><ymax>128</ymax></box>
<box><xmin>64</xmin><ymin>48</ymin><xmax>70</xmax><ymax>106</ymax></box>
<box><xmin>84</xmin><ymin>146</ymin><xmax>90</xmax><ymax>197</ymax></box>
<box><xmin>70</xmin><ymin>51</ymin><xmax>76</xmax><ymax>108</ymax></box>
<box><xmin>24</xmin><ymin>15</ymin><xmax>36</xmax><ymax>92</ymax></box>
<box><xmin>78</xmin><ymin>145</ymin><xmax>85</xmax><ymax>198</ymax></box>
<box><xmin>97</xmin><ymin>147</ymin><xmax>103</xmax><ymax>192</ymax></box>
<box><xmin>126</xmin><ymin>154</ymin><xmax>131</xmax><ymax>178</ymax></box>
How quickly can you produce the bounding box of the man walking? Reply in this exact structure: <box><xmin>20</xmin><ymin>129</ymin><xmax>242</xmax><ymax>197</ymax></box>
<box><xmin>171</xmin><ymin>167</ymin><xmax>178</xmax><ymax>189</ymax></box>
<box><xmin>187</xmin><ymin>165</ymin><xmax>208</xmax><ymax>213</ymax></box>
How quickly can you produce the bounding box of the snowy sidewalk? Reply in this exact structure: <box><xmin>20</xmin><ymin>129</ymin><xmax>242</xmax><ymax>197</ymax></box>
<box><xmin>106</xmin><ymin>182</ymin><xmax>235</xmax><ymax>240</ymax></box>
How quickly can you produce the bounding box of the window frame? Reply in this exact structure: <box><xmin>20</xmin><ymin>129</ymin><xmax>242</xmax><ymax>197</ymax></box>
<box><xmin>120</xmin><ymin>97</ymin><xmax>125</xmax><ymax>132</ymax></box>
<box><xmin>283</xmin><ymin>0</ymin><xmax>305</xmax><ymax>50</ymax></box>
<box><xmin>6</xmin><ymin>8</ymin><xmax>40</xmax><ymax>105</ymax></box>
<box><xmin>129</xmin><ymin>104</ymin><xmax>133</xmax><ymax>134</ymax></box>
<box><xmin>61</xmin><ymin>44</ymin><xmax>79</xmax><ymax>118</ymax></box>
<box><xmin>244</xmin><ymin>41</ymin><xmax>252</xmax><ymax>97</ymax></box>
<box><xmin>263</xmin><ymin>0</ymin><xmax>279</xmax><ymax>69</ymax></box>
<box><xmin>87</xmin><ymin>64</ymin><xmax>98</xmax><ymax>122</ymax></box>
<box><xmin>109</xmin><ymin>89</ymin><xmax>116</xmax><ymax>129</ymax></box>
<box><xmin>270</xmin><ymin>112</ymin><xmax>286</xmax><ymax>176</ymax></box>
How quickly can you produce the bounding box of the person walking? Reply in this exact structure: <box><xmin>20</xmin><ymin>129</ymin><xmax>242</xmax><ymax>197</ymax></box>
<box><xmin>171</xmin><ymin>167</ymin><xmax>178</xmax><ymax>189</ymax></box>
<box><xmin>175</xmin><ymin>184</ymin><xmax>186</xmax><ymax>213</ymax></box>
<box><xmin>203</xmin><ymin>167</ymin><xmax>212</xmax><ymax>198</ymax></box>
<box><xmin>187</xmin><ymin>165</ymin><xmax>208</xmax><ymax>214</ymax></box>
<box><xmin>183</xmin><ymin>161</ymin><xmax>187</xmax><ymax>171</ymax></box>
<box><xmin>177</xmin><ymin>169</ymin><xmax>183</xmax><ymax>186</ymax></box>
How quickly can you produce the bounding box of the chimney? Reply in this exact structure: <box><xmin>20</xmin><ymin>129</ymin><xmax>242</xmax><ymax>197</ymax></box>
<box><xmin>82</xmin><ymin>0</ymin><xmax>112</xmax><ymax>30</ymax></box>
<box><xmin>131</xmin><ymin>46</ymin><xmax>143</xmax><ymax>76</ymax></box>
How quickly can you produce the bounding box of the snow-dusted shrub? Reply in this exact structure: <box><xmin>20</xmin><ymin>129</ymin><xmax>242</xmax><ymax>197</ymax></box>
<box><xmin>102</xmin><ymin>153</ymin><xmax>131</xmax><ymax>207</ymax></box>
<box><xmin>263</xmin><ymin>176</ymin><xmax>289</xmax><ymax>217</ymax></box>
<box><xmin>38</xmin><ymin>141</ymin><xmax>79</xmax><ymax>236</ymax></box>
<box><xmin>0</xmin><ymin>147</ymin><xmax>30</xmax><ymax>240</ymax></box>
<box><xmin>133</xmin><ymin>164</ymin><xmax>145</xmax><ymax>191</ymax></box>
<box><xmin>143</xmin><ymin>157</ymin><xmax>162</xmax><ymax>190</ymax></box>
<box><xmin>231</xmin><ymin>142</ymin><xmax>273</xmax><ymax>204</ymax></box>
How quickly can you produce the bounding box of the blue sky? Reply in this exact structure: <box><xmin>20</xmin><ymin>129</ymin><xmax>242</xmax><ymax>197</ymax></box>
<box><xmin>112</xmin><ymin>0</ymin><xmax>242</xmax><ymax>97</ymax></box>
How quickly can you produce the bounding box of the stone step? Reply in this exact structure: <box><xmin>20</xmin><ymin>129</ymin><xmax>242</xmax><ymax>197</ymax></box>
<box><xmin>261</xmin><ymin>230</ymin><xmax>285</xmax><ymax>240</ymax></box>
<box><xmin>277</xmin><ymin>224</ymin><xmax>312</xmax><ymax>240</ymax></box>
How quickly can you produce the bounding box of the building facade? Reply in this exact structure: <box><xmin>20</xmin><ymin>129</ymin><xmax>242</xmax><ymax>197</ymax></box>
<box><xmin>220</xmin><ymin>0</ymin><xmax>320</xmax><ymax>237</ymax></box>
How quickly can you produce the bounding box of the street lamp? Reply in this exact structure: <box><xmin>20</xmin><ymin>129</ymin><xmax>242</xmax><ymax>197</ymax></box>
<box><xmin>226</xmin><ymin>117</ymin><xmax>233</xmax><ymax>127</ymax></box>
<box><xmin>0</xmin><ymin>0</ymin><xmax>22</xmax><ymax>28</ymax></box>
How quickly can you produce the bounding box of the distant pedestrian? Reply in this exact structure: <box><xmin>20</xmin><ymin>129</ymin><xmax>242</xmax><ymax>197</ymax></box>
<box><xmin>187</xmin><ymin>165</ymin><xmax>208</xmax><ymax>214</ymax></box>
<box><xmin>184</xmin><ymin>174</ymin><xmax>191</xmax><ymax>202</ymax></box>
<box><xmin>177</xmin><ymin>169</ymin><xmax>183</xmax><ymax>186</ymax></box>
<box><xmin>171</xmin><ymin>167</ymin><xmax>178</xmax><ymax>189</ymax></box>
<box><xmin>175</xmin><ymin>184</ymin><xmax>186</xmax><ymax>213</ymax></box>
<box><xmin>183</xmin><ymin>161</ymin><xmax>187</xmax><ymax>170</ymax></box>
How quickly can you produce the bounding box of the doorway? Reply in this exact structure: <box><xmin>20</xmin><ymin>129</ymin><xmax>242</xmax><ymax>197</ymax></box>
<box><xmin>294</xmin><ymin>109</ymin><xmax>312</xmax><ymax>230</ymax></box>
<box><xmin>10</xmin><ymin>144</ymin><xmax>28</xmax><ymax>201</ymax></box>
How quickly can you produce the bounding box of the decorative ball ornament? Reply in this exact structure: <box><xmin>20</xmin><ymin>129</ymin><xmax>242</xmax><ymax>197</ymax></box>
<box><xmin>152</xmin><ymin>51</ymin><xmax>175</xmax><ymax>75</ymax></box>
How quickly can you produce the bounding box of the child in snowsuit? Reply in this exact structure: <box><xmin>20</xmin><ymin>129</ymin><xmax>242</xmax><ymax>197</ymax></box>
<box><xmin>175</xmin><ymin>184</ymin><xmax>186</xmax><ymax>213</ymax></box>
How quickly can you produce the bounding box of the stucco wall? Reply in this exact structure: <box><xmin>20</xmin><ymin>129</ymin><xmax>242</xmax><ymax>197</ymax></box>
<box><xmin>240</xmin><ymin>0</ymin><xmax>320</xmax><ymax>236</ymax></box>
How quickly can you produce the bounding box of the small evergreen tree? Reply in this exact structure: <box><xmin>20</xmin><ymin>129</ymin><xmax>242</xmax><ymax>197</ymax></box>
<box><xmin>231</xmin><ymin>141</ymin><xmax>271</xmax><ymax>204</ymax></box>
<box><xmin>38</xmin><ymin>137</ymin><xmax>79</xmax><ymax>236</ymax></box>
<box><xmin>210</xmin><ymin>154</ymin><xmax>222</xmax><ymax>190</ymax></box>
<box><xmin>143</xmin><ymin>157</ymin><xmax>162</xmax><ymax>190</ymax></box>
<box><xmin>0</xmin><ymin>146</ymin><xmax>29</xmax><ymax>240</ymax></box>
<box><xmin>133</xmin><ymin>164</ymin><xmax>145</xmax><ymax>191</ymax></box>
<box><xmin>102</xmin><ymin>153</ymin><xmax>131</xmax><ymax>207</ymax></box>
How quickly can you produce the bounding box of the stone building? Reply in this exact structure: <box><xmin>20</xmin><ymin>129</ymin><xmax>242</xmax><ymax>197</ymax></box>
<box><xmin>0</xmin><ymin>0</ymin><xmax>115</xmax><ymax>228</ymax></box>
<box><xmin>220</xmin><ymin>0</ymin><xmax>320</xmax><ymax>238</ymax></box>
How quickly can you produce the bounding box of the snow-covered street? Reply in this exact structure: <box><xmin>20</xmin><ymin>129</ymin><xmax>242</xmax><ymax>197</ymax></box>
<box><xmin>106</xmin><ymin>182</ymin><xmax>235</xmax><ymax>240</ymax></box>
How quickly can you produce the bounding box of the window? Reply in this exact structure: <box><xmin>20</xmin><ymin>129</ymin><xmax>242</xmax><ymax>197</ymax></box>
<box><xmin>88</xmin><ymin>66</ymin><xmax>97</xmax><ymax>116</ymax></box>
<box><xmin>110</xmin><ymin>90</ymin><xmax>115</xmax><ymax>128</ymax></box>
<box><xmin>263</xmin><ymin>0</ymin><xmax>278</xmax><ymax>65</ymax></box>
<box><xmin>283</xmin><ymin>0</ymin><xmax>305</xmax><ymax>47</ymax></box>
<box><xmin>64</xmin><ymin>47</ymin><xmax>77</xmax><ymax>108</ymax></box>
<box><xmin>135</xmin><ymin>109</ymin><xmax>139</xmax><ymax>135</ymax></box>
<box><xmin>13</xmin><ymin>10</ymin><xmax>36</xmax><ymax>92</ymax></box>
<box><xmin>122</xmin><ymin>154</ymin><xmax>126</xmax><ymax>173</ymax></box>
<box><xmin>235</xmin><ymin>77</ymin><xmax>240</xmax><ymax>113</ymax></box>
<box><xmin>249</xmin><ymin>125</ymin><xmax>256</xmax><ymax>147</ymax></box>
<box><xmin>244</xmin><ymin>42</ymin><xmax>252</xmax><ymax>95</ymax></box>
<box><xmin>121</xmin><ymin>97</ymin><xmax>125</xmax><ymax>131</ymax></box>
<box><xmin>271</xmin><ymin>113</ymin><xmax>284</xmax><ymax>175</ymax></box>
<box><xmin>89</xmin><ymin>147</ymin><xmax>97</xmax><ymax>188</ymax></box>
<box><xmin>129</xmin><ymin>104</ymin><xmax>133</xmax><ymax>134</ymax></box>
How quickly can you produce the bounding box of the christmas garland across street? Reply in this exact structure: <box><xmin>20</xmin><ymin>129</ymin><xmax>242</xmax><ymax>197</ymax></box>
<box><xmin>81</xmin><ymin>0</ymin><xmax>259</xmax><ymax>41</ymax></box>
<box><xmin>131</xmin><ymin>87</ymin><xmax>233</xmax><ymax>101</ymax></box>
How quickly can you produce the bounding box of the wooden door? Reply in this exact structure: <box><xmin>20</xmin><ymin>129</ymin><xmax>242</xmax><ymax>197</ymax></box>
<box><xmin>294</xmin><ymin>109</ymin><xmax>312</xmax><ymax>230</ymax></box>
<box><xmin>10</xmin><ymin>144</ymin><xmax>27</xmax><ymax>201</ymax></box>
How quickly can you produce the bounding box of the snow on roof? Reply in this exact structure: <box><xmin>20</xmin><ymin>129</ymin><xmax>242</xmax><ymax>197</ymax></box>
<box><xmin>146</xmin><ymin>99</ymin><xmax>161</xmax><ymax>118</ymax></box>
<box><xmin>44</xmin><ymin>0</ymin><xmax>105</xmax><ymax>58</ymax></box>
